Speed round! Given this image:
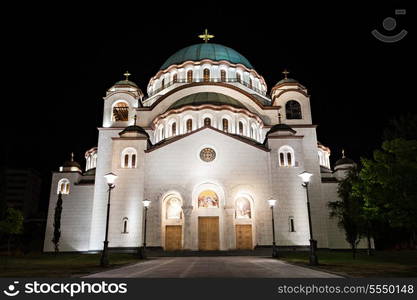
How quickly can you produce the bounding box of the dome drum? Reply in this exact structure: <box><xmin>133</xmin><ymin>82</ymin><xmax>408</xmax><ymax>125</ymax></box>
<box><xmin>147</xmin><ymin>43</ymin><xmax>267</xmax><ymax>98</ymax></box>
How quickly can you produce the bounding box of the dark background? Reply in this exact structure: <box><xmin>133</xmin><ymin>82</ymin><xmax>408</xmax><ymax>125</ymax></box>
<box><xmin>2</xmin><ymin>2</ymin><xmax>413</xmax><ymax>212</ymax></box>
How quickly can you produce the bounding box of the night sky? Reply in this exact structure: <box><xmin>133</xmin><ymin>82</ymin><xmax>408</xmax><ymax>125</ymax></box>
<box><xmin>2</xmin><ymin>3</ymin><xmax>413</xmax><ymax>211</ymax></box>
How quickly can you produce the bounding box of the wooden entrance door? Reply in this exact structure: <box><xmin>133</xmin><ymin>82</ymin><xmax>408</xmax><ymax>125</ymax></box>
<box><xmin>198</xmin><ymin>217</ymin><xmax>219</xmax><ymax>250</ymax></box>
<box><xmin>236</xmin><ymin>224</ymin><xmax>253</xmax><ymax>249</ymax></box>
<box><xmin>165</xmin><ymin>225</ymin><xmax>182</xmax><ymax>251</ymax></box>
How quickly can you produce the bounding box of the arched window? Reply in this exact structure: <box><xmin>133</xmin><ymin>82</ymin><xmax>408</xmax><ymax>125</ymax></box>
<box><xmin>236</xmin><ymin>73</ymin><xmax>241</xmax><ymax>83</ymax></box>
<box><xmin>220</xmin><ymin>70</ymin><xmax>226</xmax><ymax>82</ymax></box>
<box><xmin>250</xmin><ymin>124</ymin><xmax>257</xmax><ymax>139</ymax></box>
<box><xmin>173</xmin><ymin>74</ymin><xmax>178</xmax><ymax>83</ymax></box>
<box><xmin>92</xmin><ymin>154</ymin><xmax>97</xmax><ymax>169</ymax></box>
<box><xmin>289</xmin><ymin>217</ymin><xmax>295</xmax><ymax>232</ymax></box>
<box><xmin>112</xmin><ymin>101</ymin><xmax>129</xmax><ymax>121</ymax></box>
<box><xmin>86</xmin><ymin>156</ymin><xmax>91</xmax><ymax>171</ymax></box>
<box><xmin>222</xmin><ymin>118</ymin><xmax>229</xmax><ymax>132</ymax></box>
<box><xmin>235</xmin><ymin>197</ymin><xmax>251</xmax><ymax>219</ymax></box>
<box><xmin>285</xmin><ymin>100</ymin><xmax>302</xmax><ymax>119</ymax></box>
<box><xmin>186</xmin><ymin>119</ymin><xmax>192</xmax><ymax>133</ymax></box>
<box><xmin>239</xmin><ymin>121</ymin><xmax>244</xmax><ymax>135</ymax></box>
<box><xmin>122</xmin><ymin>218</ymin><xmax>128</xmax><ymax>233</ymax></box>
<box><xmin>166</xmin><ymin>197</ymin><xmax>182</xmax><ymax>219</ymax></box>
<box><xmin>121</xmin><ymin>147</ymin><xmax>138</xmax><ymax>168</ymax></box>
<box><xmin>279</xmin><ymin>153</ymin><xmax>285</xmax><ymax>166</ymax></box>
<box><xmin>249</xmin><ymin>78</ymin><xmax>253</xmax><ymax>89</ymax></box>
<box><xmin>161</xmin><ymin>78</ymin><xmax>165</xmax><ymax>89</ymax></box>
<box><xmin>124</xmin><ymin>154</ymin><xmax>129</xmax><ymax>167</ymax></box>
<box><xmin>203</xmin><ymin>68</ymin><xmax>210</xmax><ymax>82</ymax></box>
<box><xmin>171</xmin><ymin>122</ymin><xmax>177</xmax><ymax>136</ymax></box>
<box><xmin>57</xmin><ymin>178</ymin><xmax>70</xmax><ymax>195</ymax></box>
<box><xmin>187</xmin><ymin>70</ymin><xmax>193</xmax><ymax>83</ymax></box>
<box><xmin>204</xmin><ymin>117</ymin><xmax>211</xmax><ymax>126</ymax></box>
<box><xmin>157</xmin><ymin>124</ymin><xmax>165</xmax><ymax>141</ymax></box>
<box><xmin>287</xmin><ymin>153</ymin><xmax>292</xmax><ymax>166</ymax></box>
<box><xmin>318</xmin><ymin>150</ymin><xmax>324</xmax><ymax>166</ymax></box>
<box><xmin>278</xmin><ymin>146</ymin><xmax>295</xmax><ymax>167</ymax></box>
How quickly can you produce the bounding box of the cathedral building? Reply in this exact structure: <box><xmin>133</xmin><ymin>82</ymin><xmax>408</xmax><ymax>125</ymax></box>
<box><xmin>44</xmin><ymin>33</ymin><xmax>365</xmax><ymax>253</ymax></box>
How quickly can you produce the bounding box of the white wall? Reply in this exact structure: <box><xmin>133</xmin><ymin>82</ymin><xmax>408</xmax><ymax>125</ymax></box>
<box><xmin>44</xmin><ymin>172</ymin><xmax>94</xmax><ymax>252</ymax></box>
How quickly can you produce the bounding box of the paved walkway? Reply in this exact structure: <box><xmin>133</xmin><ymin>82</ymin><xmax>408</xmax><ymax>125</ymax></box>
<box><xmin>85</xmin><ymin>257</ymin><xmax>341</xmax><ymax>278</ymax></box>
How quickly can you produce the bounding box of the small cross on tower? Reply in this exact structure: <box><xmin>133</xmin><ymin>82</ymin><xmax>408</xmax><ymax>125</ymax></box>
<box><xmin>198</xmin><ymin>29</ymin><xmax>214</xmax><ymax>43</ymax></box>
<box><xmin>282</xmin><ymin>69</ymin><xmax>290</xmax><ymax>79</ymax></box>
<box><xmin>124</xmin><ymin>71</ymin><xmax>131</xmax><ymax>81</ymax></box>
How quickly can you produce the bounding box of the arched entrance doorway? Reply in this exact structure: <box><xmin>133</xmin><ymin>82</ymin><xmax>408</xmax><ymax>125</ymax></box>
<box><xmin>161</xmin><ymin>192</ymin><xmax>184</xmax><ymax>251</ymax></box>
<box><xmin>192</xmin><ymin>182</ymin><xmax>225</xmax><ymax>251</ymax></box>
<box><xmin>197</xmin><ymin>190</ymin><xmax>220</xmax><ymax>250</ymax></box>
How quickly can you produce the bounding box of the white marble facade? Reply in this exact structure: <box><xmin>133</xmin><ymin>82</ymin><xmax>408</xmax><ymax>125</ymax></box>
<box><xmin>44</xmin><ymin>42</ymin><xmax>366</xmax><ymax>252</ymax></box>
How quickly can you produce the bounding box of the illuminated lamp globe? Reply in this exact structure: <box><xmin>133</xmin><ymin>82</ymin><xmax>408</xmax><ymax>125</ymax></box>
<box><xmin>298</xmin><ymin>171</ymin><xmax>313</xmax><ymax>184</ymax></box>
<box><xmin>268</xmin><ymin>199</ymin><xmax>277</xmax><ymax>207</ymax></box>
<box><xmin>104</xmin><ymin>172</ymin><xmax>118</xmax><ymax>186</ymax></box>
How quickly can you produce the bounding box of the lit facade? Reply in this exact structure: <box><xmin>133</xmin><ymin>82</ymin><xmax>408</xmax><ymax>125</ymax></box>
<box><xmin>44</xmin><ymin>42</ymin><xmax>367</xmax><ymax>252</ymax></box>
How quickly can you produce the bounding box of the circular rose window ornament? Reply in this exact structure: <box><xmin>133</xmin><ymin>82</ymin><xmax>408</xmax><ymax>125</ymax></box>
<box><xmin>200</xmin><ymin>148</ymin><xmax>216</xmax><ymax>162</ymax></box>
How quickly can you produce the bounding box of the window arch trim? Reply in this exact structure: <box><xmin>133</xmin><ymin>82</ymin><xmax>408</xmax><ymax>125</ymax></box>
<box><xmin>121</xmin><ymin>147</ymin><xmax>138</xmax><ymax>168</ymax></box>
<box><xmin>278</xmin><ymin>145</ymin><xmax>295</xmax><ymax>167</ymax></box>
<box><xmin>57</xmin><ymin>178</ymin><xmax>70</xmax><ymax>195</ymax></box>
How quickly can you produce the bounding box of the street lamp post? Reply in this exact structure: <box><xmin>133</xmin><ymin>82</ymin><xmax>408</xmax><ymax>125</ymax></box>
<box><xmin>100</xmin><ymin>172</ymin><xmax>118</xmax><ymax>267</ymax></box>
<box><xmin>298</xmin><ymin>171</ymin><xmax>319</xmax><ymax>266</ymax></box>
<box><xmin>138</xmin><ymin>199</ymin><xmax>151</xmax><ymax>259</ymax></box>
<box><xmin>268</xmin><ymin>199</ymin><xmax>278</xmax><ymax>258</ymax></box>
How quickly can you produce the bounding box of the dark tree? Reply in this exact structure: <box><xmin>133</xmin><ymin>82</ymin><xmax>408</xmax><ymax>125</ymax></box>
<box><xmin>0</xmin><ymin>207</ymin><xmax>24</xmax><ymax>256</ymax></box>
<box><xmin>52</xmin><ymin>192</ymin><xmax>63</xmax><ymax>252</ymax></box>
<box><xmin>329</xmin><ymin>167</ymin><xmax>367</xmax><ymax>258</ymax></box>
<box><xmin>383</xmin><ymin>114</ymin><xmax>417</xmax><ymax>141</ymax></box>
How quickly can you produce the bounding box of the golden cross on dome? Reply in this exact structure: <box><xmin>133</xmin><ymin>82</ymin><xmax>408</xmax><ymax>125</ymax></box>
<box><xmin>124</xmin><ymin>71</ymin><xmax>131</xmax><ymax>81</ymax></box>
<box><xmin>282</xmin><ymin>69</ymin><xmax>290</xmax><ymax>79</ymax></box>
<box><xmin>198</xmin><ymin>29</ymin><xmax>214</xmax><ymax>43</ymax></box>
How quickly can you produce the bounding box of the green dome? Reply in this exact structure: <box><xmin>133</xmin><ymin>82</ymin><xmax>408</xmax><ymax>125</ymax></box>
<box><xmin>168</xmin><ymin>92</ymin><xmax>246</xmax><ymax>110</ymax></box>
<box><xmin>275</xmin><ymin>78</ymin><xmax>299</xmax><ymax>86</ymax></box>
<box><xmin>160</xmin><ymin>43</ymin><xmax>253</xmax><ymax>70</ymax></box>
<box><xmin>115</xmin><ymin>80</ymin><xmax>138</xmax><ymax>87</ymax></box>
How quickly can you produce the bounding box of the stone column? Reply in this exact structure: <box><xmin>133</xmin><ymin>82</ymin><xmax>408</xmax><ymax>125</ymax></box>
<box><xmin>182</xmin><ymin>205</ymin><xmax>194</xmax><ymax>250</ymax></box>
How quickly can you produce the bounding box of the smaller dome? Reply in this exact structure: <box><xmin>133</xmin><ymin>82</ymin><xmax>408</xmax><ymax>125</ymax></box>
<box><xmin>119</xmin><ymin>125</ymin><xmax>149</xmax><ymax>138</ymax></box>
<box><xmin>62</xmin><ymin>160</ymin><xmax>81</xmax><ymax>169</ymax></box>
<box><xmin>335</xmin><ymin>157</ymin><xmax>355</xmax><ymax>167</ymax></box>
<box><xmin>276</xmin><ymin>78</ymin><xmax>299</xmax><ymax>86</ymax></box>
<box><xmin>59</xmin><ymin>153</ymin><xmax>82</xmax><ymax>172</ymax></box>
<box><xmin>114</xmin><ymin>80</ymin><xmax>138</xmax><ymax>88</ymax></box>
<box><xmin>266</xmin><ymin>123</ymin><xmax>296</xmax><ymax>136</ymax></box>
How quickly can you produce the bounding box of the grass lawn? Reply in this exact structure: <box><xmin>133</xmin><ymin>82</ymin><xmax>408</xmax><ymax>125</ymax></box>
<box><xmin>0</xmin><ymin>253</ymin><xmax>141</xmax><ymax>277</ymax></box>
<box><xmin>279</xmin><ymin>250</ymin><xmax>417</xmax><ymax>277</ymax></box>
